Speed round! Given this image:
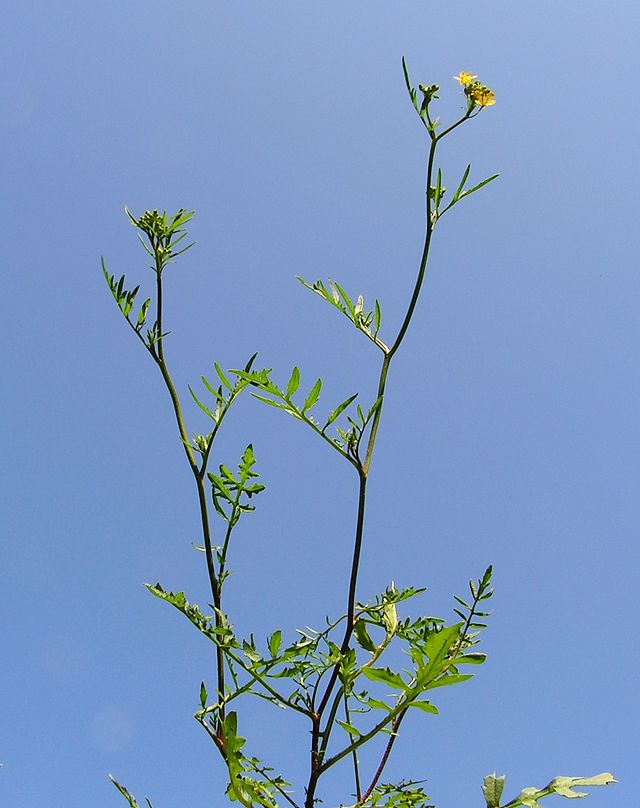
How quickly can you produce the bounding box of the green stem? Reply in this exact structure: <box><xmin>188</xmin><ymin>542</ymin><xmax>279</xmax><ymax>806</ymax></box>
<box><xmin>344</xmin><ymin>692</ymin><xmax>362</xmax><ymax>802</ymax></box>
<box><xmin>153</xmin><ymin>256</ymin><xmax>226</xmax><ymax>718</ymax></box>
<box><xmin>358</xmin><ymin>710</ymin><xmax>407</xmax><ymax>804</ymax></box>
<box><xmin>306</xmin><ymin>471</ymin><xmax>367</xmax><ymax>808</ymax></box>
<box><xmin>363</xmin><ymin>135</ymin><xmax>437</xmax><ymax>475</ymax></box>
<box><xmin>224</xmin><ymin>648</ymin><xmax>312</xmax><ymax>717</ymax></box>
<box><xmin>218</xmin><ymin>497</ymin><xmax>239</xmax><ymax>585</ymax></box>
<box><xmin>305</xmin><ymin>134</ymin><xmax>444</xmax><ymax>807</ymax></box>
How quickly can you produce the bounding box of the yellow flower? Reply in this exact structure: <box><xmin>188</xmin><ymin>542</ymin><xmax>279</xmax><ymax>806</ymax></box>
<box><xmin>453</xmin><ymin>71</ymin><xmax>477</xmax><ymax>86</ymax></box>
<box><xmin>468</xmin><ymin>85</ymin><xmax>496</xmax><ymax>107</ymax></box>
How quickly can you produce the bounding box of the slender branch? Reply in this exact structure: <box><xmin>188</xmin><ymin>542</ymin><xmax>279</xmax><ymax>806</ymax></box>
<box><xmin>388</xmin><ymin>136</ymin><xmax>438</xmax><ymax>361</ymax></box>
<box><xmin>224</xmin><ymin>648</ymin><xmax>313</xmax><ymax>717</ymax></box>
<box><xmin>362</xmin><ymin>137</ymin><xmax>439</xmax><ymax>478</ymax></box>
<box><xmin>252</xmin><ymin>765</ymin><xmax>302</xmax><ymax>808</ymax></box>
<box><xmin>120</xmin><ymin>311</ymin><xmax>157</xmax><ymax>358</ymax></box>
<box><xmin>198</xmin><ymin>384</ymin><xmax>244</xmax><ymax>479</ymax></box>
<box><xmin>319</xmin><ymin>683</ymin><xmax>344</xmax><ymax>757</ymax></box>
<box><xmin>359</xmin><ymin>710</ymin><xmax>408</xmax><ymax>804</ymax></box>
<box><xmin>344</xmin><ymin>692</ymin><xmax>362</xmax><ymax>802</ymax></box>
<box><xmin>434</xmin><ymin>110</ymin><xmax>474</xmax><ymax>142</ymax></box>
<box><xmin>218</xmin><ymin>497</ymin><xmax>239</xmax><ymax>585</ymax></box>
<box><xmin>153</xmin><ymin>265</ymin><xmax>199</xmax><ymax>476</ymax></box>
<box><xmin>305</xmin><ymin>132</ymin><xmax>447</xmax><ymax>806</ymax></box>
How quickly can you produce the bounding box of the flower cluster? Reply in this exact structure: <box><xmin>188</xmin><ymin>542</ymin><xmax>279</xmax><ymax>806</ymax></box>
<box><xmin>453</xmin><ymin>71</ymin><xmax>496</xmax><ymax>108</ymax></box>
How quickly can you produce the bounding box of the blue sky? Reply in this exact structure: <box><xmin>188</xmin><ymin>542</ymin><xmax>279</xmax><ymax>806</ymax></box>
<box><xmin>2</xmin><ymin>2</ymin><xmax>637</xmax><ymax>807</ymax></box>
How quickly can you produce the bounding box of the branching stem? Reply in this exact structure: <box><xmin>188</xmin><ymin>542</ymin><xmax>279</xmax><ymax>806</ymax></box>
<box><xmin>152</xmin><ymin>255</ymin><xmax>227</xmax><ymax>719</ymax></box>
<box><xmin>305</xmin><ymin>133</ymin><xmax>442</xmax><ymax>808</ymax></box>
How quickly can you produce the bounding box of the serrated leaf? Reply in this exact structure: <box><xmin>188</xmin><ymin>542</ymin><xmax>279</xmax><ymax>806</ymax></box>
<box><xmin>361</xmin><ymin>666</ymin><xmax>407</xmax><ymax>690</ymax></box>
<box><xmin>482</xmin><ymin>773</ymin><xmax>506</xmax><ymax>808</ymax></box>
<box><xmin>416</xmin><ymin>623</ymin><xmax>462</xmax><ymax>684</ymax></box>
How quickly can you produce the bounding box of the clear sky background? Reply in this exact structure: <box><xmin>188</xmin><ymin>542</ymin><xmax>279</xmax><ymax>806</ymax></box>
<box><xmin>2</xmin><ymin>2</ymin><xmax>638</xmax><ymax>807</ymax></box>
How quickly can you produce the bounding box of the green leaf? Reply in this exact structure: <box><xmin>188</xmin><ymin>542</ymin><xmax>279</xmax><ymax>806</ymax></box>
<box><xmin>434</xmin><ymin>168</ymin><xmax>443</xmax><ymax>207</ymax></box>
<box><xmin>302</xmin><ymin>378</ymin><xmax>322</xmax><ymax>413</ymax></box>
<box><xmin>199</xmin><ymin>681</ymin><xmax>207</xmax><ymax>709</ymax></box>
<box><xmin>517</xmin><ymin>787</ymin><xmax>542</xmax><ymax>808</ymax></box>
<box><xmin>452</xmin><ymin>163</ymin><xmax>471</xmax><ymax>203</ymax></box>
<box><xmin>402</xmin><ymin>56</ymin><xmax>420</xmax><ymax>113</ymax></box>
<box><xmin>146</xmin><ymin>584</ymin><xmax>235</xmax><ymax>646</ymax></box>
<box><xmin>374</xmin><ymin>299</ymin><xmax>382</xmax><ymax>334</ymax></box>
<box><xmin>425</xmin><ymin>673</ymin><xmax>472</xmax><ymax>690</ymax></box>
<box><xmin>252</xmin><ymin>394</ymin><xmax>292</xmax><ymax>412</ymax></box>
<box><xmin>416</xmin><ymin>623</ymin><xmax>462</xmax><ymax>685</ymax></box>
<box><xmin>268</xmin><ymin>630</ymin><xmax>282</xmax><ymax>657</ymax></box>
<box><xmin>188</xmin><ymin>386</ymin><xmax>216</xmax><ymax>421</ymax></box>
<box><xmin>222</xmin><ymin>710</ymin><xmax>246</xmax><ymax>758</ymax></box>
<box><xmin>353</xmin><ymin>619</ymin><xmax>376</xmax><ymax>653</ymax></box>
<box><xmin>456</xmin><ymin>652</ymin><xmax>487</xmax><ymax>665</ymax></box>
<box><xmin>336</xmin><ymin>719</ymin><xmax>361</xmax><ymax>736</ymax></box>
<box><xmin>122</xmin><ymin>285</ymin><xmax>139</xmax><ymax>317</ymax></box>
<box><xmin>406</xmin><ymin>700</ymin><xmax>438</xmax><ymax>714</ymax></box>
<box><xmin>325</xmin><ymin>393</ymin><xmax>358</xmax><ymax>429</ymax></box>
<box><xmin>482</xmin><ymin>773</ymin><xmax>506</xmax><ymax>808</ymax></box>
<box><xmin>361</xmin><ymin>666</ymin><xmax>407</xmax><ymax>691</ymax></box>
<box><xmin>243</xmin><ymin>640</ymin><xmax>262</xmax><ymax>664</ymax></box>
<box><xmin>365</xmin><ymin>696</ymin><xmax>393</xmax><ymax>712</ymax></box>
<box><xmin>548</xmin><ymin>773</ymin><xmax>617</xmax><ymax>799</ymax></box>
<box><xmin>334</xmin><ymin>281</ymin><xmax>355</xmax><ymax>314</ymax></box>
<box><xmin>212</xmin><ymin>361</ymin><xmax>233</xmax><ymax>391</ymax></box>
<box><xmin>286</xmin><ymin>366</ymin><xmax>300</xmax><ymax>397</ymax></box>
<box><xmin>459</xmin><ymin>173</ymin><xmax>500</xmax><ymax>200</ymax></box>
<box><xmin>136</xmin><ymin>298</ymin><xmax>151</xmax><ymax>329</ymax></box>
<box><xmin>109</xmin><ymin>775</ymin><xmax>148</xmax><ymax>808</ymax></box>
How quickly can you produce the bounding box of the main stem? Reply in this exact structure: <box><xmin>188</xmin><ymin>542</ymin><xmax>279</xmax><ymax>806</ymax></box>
<box><xmin>154</xmin><ymin>260</ymin><xmax>227</xmax><ymax>723</ymax></box>
<box><xmin>305</xmin><ymin>135</ymin><xmax>439</xmax><ymax>808</ymax></box>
